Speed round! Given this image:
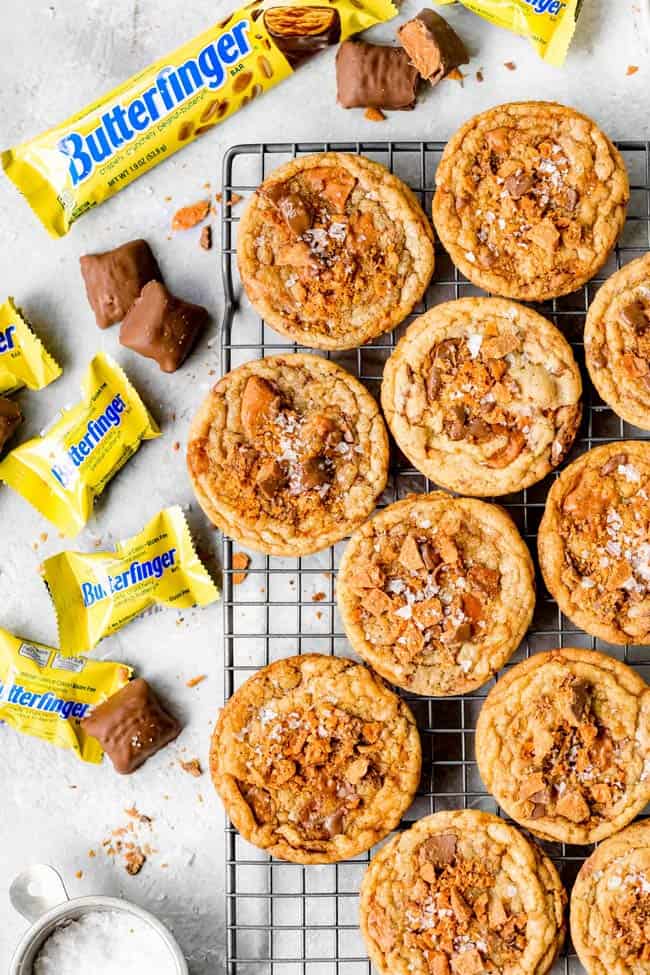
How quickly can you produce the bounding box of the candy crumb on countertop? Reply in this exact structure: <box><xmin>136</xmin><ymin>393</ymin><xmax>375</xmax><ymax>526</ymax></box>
<box><xmin>171</xmin><ymin>199</ymin><xmax>211</xmax><ymax>231</ymax></box>
<box><xmin>232</xmin><ymin>552</ymin><xmax>250</xmax><ymax>584</ymax></box>
<box><xmin>186</xmin><ymin>674</ymin><xmax>207</xmax><ymax>687</ymax></box>
<box><xmin>180</xmin><ymin>758</ymin><xmax>203</xmax><ymax>777</ymax></box>
<box><xmin>364</xmin><ymin>107</ymin><xmax>386</xmax><ymax>122</ymax></box>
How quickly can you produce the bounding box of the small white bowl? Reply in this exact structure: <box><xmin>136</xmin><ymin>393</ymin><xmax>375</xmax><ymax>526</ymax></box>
<box><xmin>10</xmin><ymin>866</ymin><xmax>188</xmax><ymax>975</ymax></box>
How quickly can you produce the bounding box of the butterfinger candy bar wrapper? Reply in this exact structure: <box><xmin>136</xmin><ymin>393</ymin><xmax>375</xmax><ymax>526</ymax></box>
<box><xmin>2</xmin><ymin>0</ymin><xmax>397</xmax><ymax>237</ymax></box>
<box><xmin>0</xmin><ymin>351</ymin><xmax>160</xmax><ymax>536</ymax></box>
<box><xmin>435</xmin><ymin>0</ymin><xmax>581</xmax><ymax>65</ymax></box>
<box><xmin>0</xmin><ymin>626</ymin><xmax>131</xmax><ymax>763</ymax></box>
<box><xmin>44</xmin><ymin>506</ymin><xmax>219</xmax><ymax>655</ymax></box>
<box><xmin>0</xmin><ymin>297</ymin><xmax>62</xmax><ymax>394</ymax></box>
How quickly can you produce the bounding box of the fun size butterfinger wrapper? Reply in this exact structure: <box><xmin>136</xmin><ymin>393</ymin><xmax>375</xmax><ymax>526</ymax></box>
<box><xmin>0</xmin><ymin>351</ymin><xmax>160</xmax><ymax>536</ymax></box>
<box><xmin>0</xmin><ymin>626</ymin><xmax>131</xmax><ymax>764</ymax></box>
<box><xmin>2</xmin><ymin>0</ymin><xmax>396</xmax><ymax>237</ymax></box>
<box><xmin>43</xmin><ymin>506</ymin><xmax>219</xmax><ymax>655</ymax></box>
<box><xmin>0</xmin><ymin>297</ymin><xmax>62</xmax><ymax>394</ymax></box>
<box><xmin>435</xmin><ymin>0</ymin><xmax>581</xmax><ymax>65</ymax></box>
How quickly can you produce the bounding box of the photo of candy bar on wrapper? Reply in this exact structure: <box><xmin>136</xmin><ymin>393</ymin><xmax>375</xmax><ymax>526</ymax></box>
<box><xmin>2</xmin><ymin>0</ymin><xmax>396</xmax><ymax>237</ymax></box>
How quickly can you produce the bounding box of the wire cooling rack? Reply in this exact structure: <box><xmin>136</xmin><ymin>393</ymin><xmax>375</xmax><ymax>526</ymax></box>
<box><xmin>220</xmin><ymin>141</ymin><xmax>650</xmax><ymax>975</ymax></box>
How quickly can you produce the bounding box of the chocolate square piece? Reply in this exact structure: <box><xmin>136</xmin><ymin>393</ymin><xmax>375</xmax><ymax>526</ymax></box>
<box><xmin>80</xmin><ymin>239</ymin><xmax>162</xmax><ymax>329</ymax></box>
<box><xmin>120</xmin><ymin>281</ymin><xmax>208</xmax><ymax>373</ymax></box>
<box><xmin>81</xmin><ymin>678</ymin><xmax>181</xmax><ymax>774</ymax></box>
<box><xmin>0</xmin><ymin>397</ymin><xmax>22</xmax><ymax>455</ymax></box>
<box><xmin>336</xmin><ymin>40</ymin><xmax>420</xmax><ymax>110</ymax></box>
<box><xmin>398</xmin><ymin>9</ymin><xmax>468</xmax><ymax>86</ymax></box>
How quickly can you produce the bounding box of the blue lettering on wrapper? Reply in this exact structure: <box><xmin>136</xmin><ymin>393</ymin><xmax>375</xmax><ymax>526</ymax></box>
<box><xmin>80</xmin><ymin>547</ymin><xmax>178</xmax><ymax>607</ymax></box>
<box><xmin>0</xmin><ymin>682</ymin><xmax>90</xmax><ymax>721</ymax></box>
<box><xmin>60</xmin><ymin>21</ymin><xmax>252</xmax><ymax>187</ymax></box>
<box><xmin>0</xmin><ymin>325</ymin><xmax>16</xmax><ymax>354</ymax></box>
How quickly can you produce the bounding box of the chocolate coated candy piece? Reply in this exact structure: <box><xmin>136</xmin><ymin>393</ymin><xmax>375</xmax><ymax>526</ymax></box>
<box><xmin>80</xmin><ymin>239</ymin><xmax>162</xmax><ymax>329</ymax></box>
<box><xmin>264</xmin><ymin>6</ymin><xmax>341</xmax><ymax>68</ymax></box>
<box><xmin>0</xmin><ymin>397</ymin><xmax>21</xmax><ymax>454</ymax></box>
<box><xmin>120</xmin><ymin>281</ymin><xmax>208</xmax><ymax>373</ymax></box>
<box><xmin>81</xmin><ymin>678</ymin><xmax>181</xmax><ymax>774</ymax></box>
<box><xmin>336</xmin><ymin>40</ymin><xmax>420</xmax><ymax>111</ymax></box>
<box><xmin>398</xmin><ymin>9</ymin><xmax>468</xmax><ymax>86</ymax></box>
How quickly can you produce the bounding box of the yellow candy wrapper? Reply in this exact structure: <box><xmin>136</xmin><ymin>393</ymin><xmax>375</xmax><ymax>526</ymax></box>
<box><xmin>0</xmin><ymin>351</ymin><xmax>160</xmax><ymax>536</ymax></box>
<box><xmin>0</xmin><ymin>297</ymin><xmax>62</xmax><ymax>394</ymax></box>
<box><xmin>2</xmin><ymin>0</ymin><xmax>396</xmax><ymax>238</ymax></box>
<box><xmin>435</xmin><ymin>0</ymin><xmax>581</xmax><ymax>65</ymax></box>
<box><xmin>0</xmin><ymin>626</ymin><xmax>131</xmax><ymax>763</ymax></box>
<box><xmin>43</xmin><ymin>506</ymin><xmax>219</xmax><ymax>655</ymax></box>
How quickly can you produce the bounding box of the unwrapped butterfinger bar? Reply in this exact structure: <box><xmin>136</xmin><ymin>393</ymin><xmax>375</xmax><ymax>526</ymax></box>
<box><xmin>2</xmin><ymin>0</ymin><xmax>397</xmax><ymax>237</ymax></box>
<box><xmin>398</xmin><ymin>9</ymin><xmax>468</xmax><ymax>85</ymax></box>
<box><xmin>336</xmin><ymin>40</ymin><xmax>420</xmax><ymax>109</ymax></box>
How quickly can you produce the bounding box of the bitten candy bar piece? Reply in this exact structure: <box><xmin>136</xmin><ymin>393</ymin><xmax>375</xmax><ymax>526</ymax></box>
<box><xmin>336</xmin><ymin>40</ymin><xmax>420</xmax><ymax>110</ymax></box>
<box><xmin>120</xmin><ymin>281</ymin><xmax>208</xmax><ymax>373</ymax></box>
<box><xmin>0</xmin><ymin>397</ymin><xmax>21</xmax><ymax>454</ymax></box>
<box><xmin>398</xmin><ymin>9</ymin><xmax>468</xmax><ymax>86</ymax></box>
<box><xmin>81</xmin><ymin>678</ymin><xmax>181</xmax><ymax>774</ymax></box>
<box><xmin>80</xmin><ymin>239</ymin><xmax>162</xmax><ymax>329</ymax></box>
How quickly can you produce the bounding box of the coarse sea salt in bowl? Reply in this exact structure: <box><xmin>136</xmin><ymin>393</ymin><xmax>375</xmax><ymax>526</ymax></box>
<box><xmin>32</xmin><ymin>907</ymin><xmax>180</xmax><ymax>974</ymax></box>
<box><xmin>10</xmin><ymin>868</ymin><xmax>187</xmax><ymax>975</ymax></box>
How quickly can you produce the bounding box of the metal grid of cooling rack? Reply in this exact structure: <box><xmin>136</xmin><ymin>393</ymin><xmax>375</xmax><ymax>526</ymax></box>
<box><xmin>220</xmin><ymin>141</ymin><xmax>650</xmax><ymax>975</ymax></box>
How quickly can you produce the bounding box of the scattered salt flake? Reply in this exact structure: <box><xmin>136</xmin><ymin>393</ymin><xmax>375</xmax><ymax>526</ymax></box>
<box><xmin>466</xmin><ymin>333</ymin><xmax>483</xmax><ymax>358</ymax></box>
<box><xmin>607</xmin><ymin>875</ymin><xmax>622</xmax><ymax>890</ymax></box>
<box><xmin>618</xmin><ymin>463</ymin><xmax>641</xmax><ymax>483</ymax></box>
<box><xmin>394</xmin><ymin>604</ymin><xmax>412</xmax><ymax>620</ymax></box>
<box><xmin>465</xmin><ymin>251</ymin><xmax>476</xmax><ymax>263</ymax></box>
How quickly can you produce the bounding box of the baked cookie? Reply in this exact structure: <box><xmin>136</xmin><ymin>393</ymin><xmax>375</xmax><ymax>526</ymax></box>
<box><xmin>237</xmin><ymin>152</ymin><xmax>435</xmax><ymax>350</ymax></box>
<box><xmin>381</xmin><ymin>297</ymin><xmax>582</xmax><ymax>496</ymax></box>
<box><xmin>210</xmin><ymin>653</ymin><xmax>421</xmax><ymax>864</ymax></box>
<box><xmin>187</xmin><ymin>354</ymin><xmax>389</xmax><ymax>556</ymax></box>
<box><xmin>538</xmin><ymin>441</ymin><xmax>650</xmax><ymax>644</ymax></box>
<box><xmin>433</xmin><ymin>101</ymin><xmax>629</xmax><ymax>301</ymax></box>
<box><xmin>586</xmin><ymin>252</ymin><xmax>650</xmax><ymax>430</ymax></box>
<box><xmin>571</xmin><ymin>820</ymin><xmax>650</xmax><ymax>974</ymax></box>
<box><xmin>359</xmin><ymin>809</ymin><xmax>566</xmax><ymax>975</ymax></box>
<box><xmin>337</xmin><ymin>494</ymin><xmax>535</xmax><ymax>696</ymax></box>
<box><xmin>476</xmin><ymin>648</ymin><xmax>650</xmax><ymax>845</ymax></box>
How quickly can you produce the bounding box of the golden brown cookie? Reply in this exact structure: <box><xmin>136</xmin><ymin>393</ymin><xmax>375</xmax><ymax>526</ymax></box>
<box><xmin>570</xmin><ymin>819</ymin><xmax>650</xmax><ymax>975</ymax></box>
<box><xmin>210</xmin><ymin>653</ymin><xmax>421</xmax><ymax>863</ymax></box>
<box><xmin>187</xmin><ymin>353</ymin><xmax>389</xmax><ymax>556</ymax></box>
<box><xmin>381</xmin><ymin>297</ymin><xmax>582</xmax><ymax>496</ymax></box>
<box><xmin>237</xmin><ymin>152</ymin><xmax>435</xmax><ymax>350</ymax></box>
<box><xmin>337</xmin><ymin>494</ymin><xmax>535</xmax><ymax>696</ymax></box>
<box><xmin>433</xmin><ymin>101</ymin><xmax>629</xmax><ymax>301</ymax></box>
<box><xmin>359</xmin><ymin>809</ymin><xmax>566</xmax><ymax>975</ymax></box>
<box><xmin>538</xmin><ymin>441</ymin><xmax>650</xmax><ymax>644</ymax></box>
<box><xmin>586</xmin><ymin>253</ymin><xmax>650</xmax><ymax>430</ymax></box>
<box><xmin>476</xmin><ymin>649</ymin><xmax>650</xmax><ymax>845</ymax></box>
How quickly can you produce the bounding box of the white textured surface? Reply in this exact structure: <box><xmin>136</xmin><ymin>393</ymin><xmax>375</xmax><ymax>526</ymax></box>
<box><xmin>33</xmin><ymin>909</ymin><xmax>177</xmax><ymax>974</ymax></box>
<box><xmin>0</xmin><ymin>0</ymin><xmax>648</xmax><ymax>971</ymax></box>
